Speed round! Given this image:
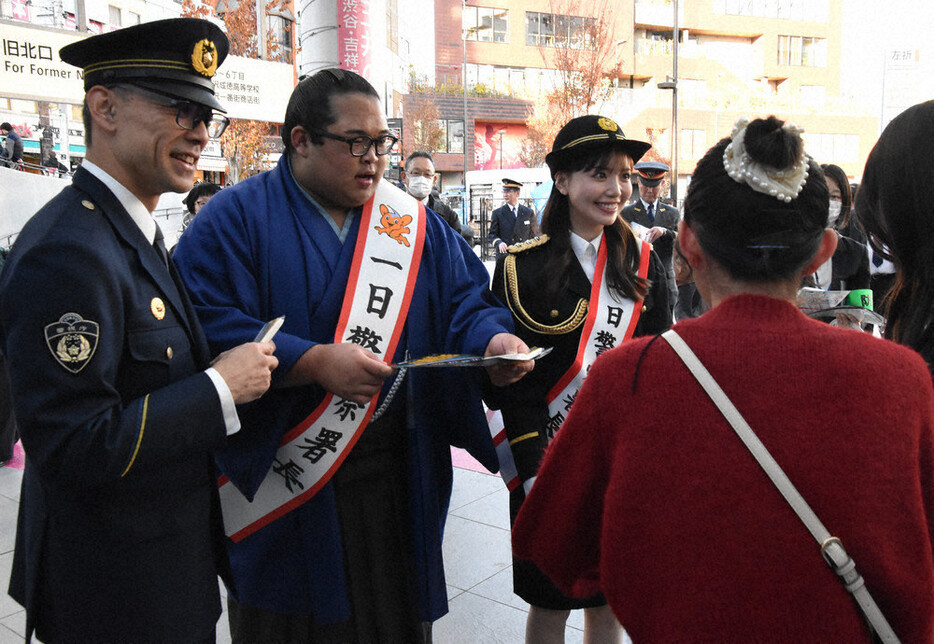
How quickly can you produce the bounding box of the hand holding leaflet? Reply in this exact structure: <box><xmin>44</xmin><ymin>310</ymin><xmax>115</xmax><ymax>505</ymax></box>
<box><xmin>254</xmin><ymin>316</ymin><xmax>285</xmax><ymax>343</ymax></box>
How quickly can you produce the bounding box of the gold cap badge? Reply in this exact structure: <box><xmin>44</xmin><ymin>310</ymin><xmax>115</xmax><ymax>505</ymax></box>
<box><xmin>597</xmin><ymin>117</ymin><xmax>619</xmax><ymax>132</ymax></box>
<box><xmin>191</xmin><ymin>39</ymin><xmax>218</xmax><ymax>78</ymax></box>
<box><xmin>151</xmin><ymin>297</ymin><xmax>166</xmax><ymax>320</ymax></box>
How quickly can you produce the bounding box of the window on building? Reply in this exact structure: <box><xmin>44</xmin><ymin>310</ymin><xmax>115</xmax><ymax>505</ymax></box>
<box><xmin>464</xmin><ymin>6</ymin><xmax>508</xmax><ymax>43</ymax></box>
<box><xmin>681</xmin><ymin>129</ymin><xmax>707</xmax><ymax>160</ymax></box>
<box><xmin>108</xmin><ymin>5</ymin><xmax>121</xmax><ymax>27</ymax></box>
<box><xmin>804</xmin><ymin>132</ymin><xmax>860</xmax><ymax>164</ymax></box>
<box><xmin>431</xmin><ymin>120</ymin><xmax>465</xmax><ymax>154</ymax></box>
<box><xmin>526</xmin><ymin>11</ymin><xmax>595</xmax><ymax>48</ymax></box>
<box><xmin>127</xmin><ymin>11</ymin><xmax>140</xmax><ymax>25</ymax></box>
<box><xmin>777</xmin><ymin>35</ymin><xmax>826</xmax><ymax>67</ymax></box>
<box><xmin>267</xmin><ymin>14</ymin><xmax>294</xmax><ymax>63</ymax></box>
<box><xmin>10</xmin><ymin>99</ymin><xmax>37</xmax><ymax>114</ymax></box>
<box><xmin>447</xmin><ymin>120</ymin><xmax>465</xmax><ymax>153</ymax></box>
<box><xmin>713</xmin><ymin>0</ymin><xmax>829</xmax><ymax>21</ymax></box>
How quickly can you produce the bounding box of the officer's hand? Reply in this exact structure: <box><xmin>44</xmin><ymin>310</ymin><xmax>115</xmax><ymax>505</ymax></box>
<box><xmin>305</xmin><ymin>343</ymin><xmax>394</xmax><ymax>404</ymax></box>
<box><xmin>212</xmin><ymin>341</ymin><xmax>278</xmax><ymax>404</ymax></box>
<box><xmin>498</xmin><ymin>241</ymin><xmax>508</xmax><ymax>254</ymax></box>
<box><xmin>485</xmin><ymin>332</ymin><xmax>534</xmax><ymax>387</ymax></box>
<box><xmin>645</xmin><ymin>226</ymin><xmax>668</xmax><ymax>243</ymax></box>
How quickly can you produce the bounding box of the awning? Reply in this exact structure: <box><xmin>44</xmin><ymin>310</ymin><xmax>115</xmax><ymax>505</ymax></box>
<box><xmin>21</xmin><ymin>140</ymin><xmax>87</xmax><ymax>155</ymax></box>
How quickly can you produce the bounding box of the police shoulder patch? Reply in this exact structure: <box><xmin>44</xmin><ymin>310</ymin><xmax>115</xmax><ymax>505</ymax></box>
<box><xmin>45</xmin><ymin>312</ymin><xmax>100</xmax><ymax>374</ymax></box>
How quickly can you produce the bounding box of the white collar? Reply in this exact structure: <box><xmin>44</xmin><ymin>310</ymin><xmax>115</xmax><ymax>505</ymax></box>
<box><xmin>82</xmin><ymin>160</ymin><xmax>157</xmax><ymax>244</ymax></box>
<box><xmin>641</xmin><ymin>199</ymin><xmax>657</xmax><ymax>210</ymax></box>
<box><xmin>570</xmin><ymin>230</ymin><xmax>603</xmax><ymax>282</ymax></box>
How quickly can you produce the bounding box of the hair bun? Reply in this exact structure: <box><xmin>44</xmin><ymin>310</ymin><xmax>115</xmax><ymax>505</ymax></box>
<box><xmin>743</xmin><ymin>116</ymin><xmax>803</xmax><ymax>170</ymax></box>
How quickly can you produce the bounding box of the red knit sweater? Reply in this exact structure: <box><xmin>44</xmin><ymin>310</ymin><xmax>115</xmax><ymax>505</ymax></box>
<box><xmin>512</xmin><ymin>294</ymin><xmax>934</xmax><ymax>642</ymax></box>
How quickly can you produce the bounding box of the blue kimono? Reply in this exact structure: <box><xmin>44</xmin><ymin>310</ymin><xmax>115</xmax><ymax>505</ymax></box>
<box><xmin>173</xmin><ymin>156</ymin><xmax>510</xmax><ymax>623</ymax></box>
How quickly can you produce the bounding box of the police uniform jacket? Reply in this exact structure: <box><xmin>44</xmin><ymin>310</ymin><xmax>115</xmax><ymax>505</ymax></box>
<box><xmin>489</xmin><ymin>202</ymin><xmax>535</xmax><ymax>256</ymax></box>
<box><xmin>622</xmin><ymin>200</ymin><xmax>680</xmax><ymax>308</ymax></box>
<box><xmin>489</xmin><ymin>235</ymin><xmax>670</xmax><ymax>494</ymax></box>
<box><xmin>0</xmin><ymin>167</ymin><xmax>231</xmax><ymax>642</ymax></box>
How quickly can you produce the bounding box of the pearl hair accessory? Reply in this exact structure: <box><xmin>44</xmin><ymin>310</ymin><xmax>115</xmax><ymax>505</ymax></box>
<box><xmin>722</xmin><ymin>117</ymin><xmax>809</xmax><ymax>203</ymax></box>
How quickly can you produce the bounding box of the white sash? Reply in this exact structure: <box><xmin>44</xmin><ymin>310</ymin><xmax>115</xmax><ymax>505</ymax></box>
<box><xmin>220</xmin><ymin>180</ymin><xmax>426</xmax><ymax>541</ymax></box>
<box><xmin>493</xmin><ymin>238</ymin><xmax>650</xmax><ymax>492</ymax></box>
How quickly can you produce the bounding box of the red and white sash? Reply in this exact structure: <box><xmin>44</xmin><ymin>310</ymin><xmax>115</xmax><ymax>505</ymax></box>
<box><xmin>493</xmin><ymin>238</ymin><xmax>651</xmax><ymax>493</ymax></box>
<box><xmin>220</xmin><ymin>180</ymin><xmax>426</xmax><ymax>542</ymax></box>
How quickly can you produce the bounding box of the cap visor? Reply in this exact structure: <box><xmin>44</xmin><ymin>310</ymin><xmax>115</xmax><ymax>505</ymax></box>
<box><xmin>131</xmin><ymin>79</ymin><xmax>227</xmax><ymax>113</ymax></box>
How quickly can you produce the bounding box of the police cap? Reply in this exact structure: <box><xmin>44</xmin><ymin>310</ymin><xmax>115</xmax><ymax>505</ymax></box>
<box><xmin>545</xmin><ymin>115</ymin><xmax>651</xmax><ymax>176</ymax></box>
<box><xmin>634</xmin><ymin>161</ymin><xmax>670</xmax><ymax>187</ymax></box>
<box><xmin>502</xmin><ymin>178</ymin><xmax>522</xmax><ymax>191</ymax></box>
<box><xmin>60</xmin><ymin>18</ymin><xmax>229</xmax><ymax>112</ymax></box>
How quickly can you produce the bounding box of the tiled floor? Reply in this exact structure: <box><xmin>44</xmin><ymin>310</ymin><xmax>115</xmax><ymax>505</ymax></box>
<box><xmin>0</xmin><ymin>454</ymin><xmax>630</xmax><ymax>643</ymax></box>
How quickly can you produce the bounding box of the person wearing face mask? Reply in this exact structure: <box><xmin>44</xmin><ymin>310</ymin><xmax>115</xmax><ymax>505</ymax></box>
<box><xmin>401</xmin><ymin>151</ymin><xmax>475</xmax><ymax>245</ymax></box>
<box><xmin>806</xmin><ymin>163</ymin><xmax>869</xmax><ymax>292</ymax></box>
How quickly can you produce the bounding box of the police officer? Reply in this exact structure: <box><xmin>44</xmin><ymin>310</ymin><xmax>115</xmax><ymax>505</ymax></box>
<box><xmin>490</xmin><ymin>177</ymin><xmax>536</xmax><ymax>257</ymax></box>
<box><xmin>622</xmin><ymin>161</ymin><xmax>680</xmax><ymax>315</ymax></box>
<box><xmin>0</xmin><ymin>19</ymin><xmax>278</xmax><ymax>642</ymax></box>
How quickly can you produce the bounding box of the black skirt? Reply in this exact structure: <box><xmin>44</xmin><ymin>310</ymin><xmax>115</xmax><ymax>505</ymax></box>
<box><xmin>510</xmin><ymin>487</ymin><xmax>607</xmax><ymax>611</ymax></box>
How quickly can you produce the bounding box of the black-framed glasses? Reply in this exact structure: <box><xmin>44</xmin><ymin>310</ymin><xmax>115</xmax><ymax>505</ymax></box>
<box><xmin>315</xmin><ymin>131</ymin><xmax>398</xmax><ymax>157</ymax></box>
<box><xmin>121</xmin><ymin>85</ymin><xmax>230</xmax><ymax>139</ymax></box>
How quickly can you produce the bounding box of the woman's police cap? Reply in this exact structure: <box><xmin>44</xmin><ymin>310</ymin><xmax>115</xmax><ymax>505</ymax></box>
<box><xmin>545</xmin><ymin>115</ymin><xmax>651</xmax><ymax>174</ymax></box>
<box><xmin>60</xmin><ymin>18</ymin><xmax>229</xmax><ymax>112</ymax></box>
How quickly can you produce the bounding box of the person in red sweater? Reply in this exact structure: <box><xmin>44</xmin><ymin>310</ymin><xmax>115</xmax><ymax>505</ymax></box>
<box><xmin>512</xmin><ymin>116</ymin><xmax>934</xmax><ymax>642</ymax></box>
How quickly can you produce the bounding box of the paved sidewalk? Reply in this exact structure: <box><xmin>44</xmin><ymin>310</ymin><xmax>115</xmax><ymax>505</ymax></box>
<box><xmin>0</xmin><ymin>449</ymin><xmax>629</xmax><ymax>643</ymax></box>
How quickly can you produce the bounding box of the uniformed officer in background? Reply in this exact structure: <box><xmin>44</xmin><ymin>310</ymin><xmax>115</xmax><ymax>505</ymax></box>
<box><xmin>622</xmin><ymin>161</ymin><xmax>680</xmax><ymax>316</ymax></box>
<box><xmin>0</xmin><ymin>18</ymin><xmax>278</xmax><ymax>642</ymax></box>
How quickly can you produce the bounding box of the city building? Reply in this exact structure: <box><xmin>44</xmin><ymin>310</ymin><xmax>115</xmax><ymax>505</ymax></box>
<box><xmin>403</xmin><ymin>0</ymin><xmax>878</xmax><ymax>197</ymax></box>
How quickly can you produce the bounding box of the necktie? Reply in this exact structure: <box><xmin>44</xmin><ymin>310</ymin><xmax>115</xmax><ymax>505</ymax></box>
<box><xmin>647</xmin><ymin>203</ymin><xmax>655</xmax><ymax>224</ymax></box>
<box><xmin>153</xmin><ymin>225</ymin><xmax>169</xmax><ymax>269</ymax></box>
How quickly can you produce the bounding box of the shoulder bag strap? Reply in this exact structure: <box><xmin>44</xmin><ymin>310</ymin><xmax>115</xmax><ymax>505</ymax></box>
<box><xmin>661</xmin><ymin>328</ymin><xmax>900</xmax><ymax>644</ymax></box>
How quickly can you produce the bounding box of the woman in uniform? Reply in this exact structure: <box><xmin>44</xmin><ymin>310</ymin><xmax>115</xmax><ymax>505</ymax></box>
<box><xmin>488</xmin><ymin>115</ymin><xmax>670</xmax><ymax>643</ymax></box>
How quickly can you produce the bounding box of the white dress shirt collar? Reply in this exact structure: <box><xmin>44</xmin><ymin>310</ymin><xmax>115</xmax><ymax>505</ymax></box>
<box><xmin>82</xmin><ymin>160</ymin><xmax>158</xmax><ymax>244</ymax></box>
<box><xmin>641</xmin><ymin>198</ymin><xmax>657</xmax><ymax>211</ymax></box>
<box><xmin>570</xmin><ymin>230</ymin><xmax>603</xmax><ymax>283</ymax></box>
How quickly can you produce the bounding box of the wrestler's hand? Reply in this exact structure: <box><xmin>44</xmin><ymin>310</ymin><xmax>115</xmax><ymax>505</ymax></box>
<box><xmin>484</xmin><ymin>332</ymin><xmax>534</xmax><ymax>387</ymax></box>
<box><xmin>211</xmin><ymin>341</ymin><xmax>279</xmax><ymax>404</ymax></box>
<box><xmin>304</xmin><ymin>342</ymin><xmax>394</xmax><ymax>404</ymax></box>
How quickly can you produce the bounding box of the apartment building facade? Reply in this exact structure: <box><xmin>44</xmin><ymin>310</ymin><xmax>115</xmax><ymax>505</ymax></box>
<box><xmin>413</xmin><ymin>0</ymin><xmax>877</xmax><ymax>194</ymax></box>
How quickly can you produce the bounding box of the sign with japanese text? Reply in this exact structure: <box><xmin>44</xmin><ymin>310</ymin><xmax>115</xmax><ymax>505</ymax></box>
<box><xmin>219</xmin><ymin>181</ymin><xmax>427</xmax><ymax>541</ymax></box>
<box><xmin>1</xmin><ymin>21</ymin><xmax>84</xmax><ymax>104</ymax></box>
<box><xmin>337</xmin><ymin>0</ymin><xmax>371</xmax><ymax>77</ymax></box>
<box><xmin>1</xmin><ymin>21</ymin><xmax>294</xmax><ymax>122</ymax></box>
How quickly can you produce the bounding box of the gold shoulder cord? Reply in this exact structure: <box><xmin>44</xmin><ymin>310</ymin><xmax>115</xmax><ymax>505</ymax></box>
<box><xmin>504</xmin><ymin>254</ymin><xmax>588</xmax><ymax>335</ymax></box>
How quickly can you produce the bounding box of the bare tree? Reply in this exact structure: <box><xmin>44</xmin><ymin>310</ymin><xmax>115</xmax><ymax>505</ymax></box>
<box><xmin>538</xmin><ymin>0</ymin><xmax>622</xmax><ymax>118</ymax></box>
<box><xmin>404</xmin><ymin>96</ymin><xmax>446</xmax><ymax>155</ymax></box>
<box><xmin>181</xmin><ymin>0</ymin><xmax>288</xmax><ymax>182</ymax></box>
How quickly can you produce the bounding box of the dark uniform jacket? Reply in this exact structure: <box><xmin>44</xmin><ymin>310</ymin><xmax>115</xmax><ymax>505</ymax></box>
<box><xmin>622</xmin><ymin>200</ymin><xmax>679</xmax><ymax>310</ymax></box>
<box><xmin>488</xmin><ymin>234</ymin><xmax>670</xmax><ymax>492</ymax></box>
<box><xmin>489</xmin><ymin>202</ymin><xmax>535</xmax><ymax>258</ymax></box>
<box><xmin>427</xmin><ymin>191</ymin><xmax>474</xmax><ymax>245</ymax></box>
<box><xmin>0</xmin><ymin>167</ymin><xmax>231</xmax><ymax>642</ymax></box>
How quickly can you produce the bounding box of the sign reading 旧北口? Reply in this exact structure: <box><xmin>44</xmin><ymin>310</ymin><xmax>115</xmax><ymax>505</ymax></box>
<box><xmin>1</xmin><ymin>22</ymin><xmax>295</xmax><ymax>122</ymax></box>
<box><xmin>1</xmin><ymin>24</ymin><xmax>86</xmax><ymax>103</ymax></box>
